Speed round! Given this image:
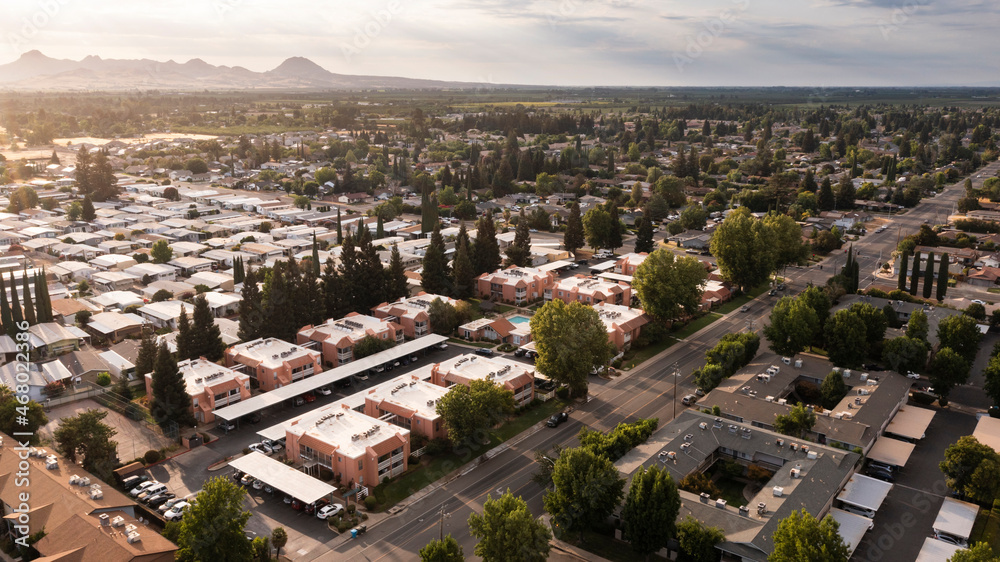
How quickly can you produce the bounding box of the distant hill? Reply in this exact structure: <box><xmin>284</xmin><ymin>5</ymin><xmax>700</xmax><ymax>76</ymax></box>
<box><xmin>0</xmin><ymin>51</ymin><xmax>503</xmax><ymax>91</ymax></box>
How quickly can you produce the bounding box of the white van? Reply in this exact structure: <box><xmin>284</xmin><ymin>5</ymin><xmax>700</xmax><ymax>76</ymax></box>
<box><xmin>841</xmin><ymin>503</ymin><xmax>875</xmax><ymax>519</ymax></box>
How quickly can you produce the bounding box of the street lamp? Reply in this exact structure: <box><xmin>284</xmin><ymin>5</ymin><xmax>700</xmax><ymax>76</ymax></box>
<box><xmin>671</xmin><ymin>363</ymin><xmax>681</xmax><ymax>420</ymax></box>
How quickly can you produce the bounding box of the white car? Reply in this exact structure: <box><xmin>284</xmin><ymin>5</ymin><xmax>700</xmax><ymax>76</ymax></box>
<box><xmin>262</xmin><ymin>438</ymin><xmax>283</xmax><ymax>452</ymax></box>
<box><xmin>906</xmin><ymin>371</ymin><xmax>921</xmax><ymax>379</ymax></box>
<box><xmin>252</xmin><ymin>479</ymin><xmax>264</xmax><ymax>491</ymax></box>
<box><xmin>248</xmin><ymin>443</ymin><xmax>272</xmax><ymax>455</ymax></box>
<box><xmin>164</xmin><ymin>501</ymin><xmax>190</xmax><ymax>521</ymax></box>
<box><xmin>316</xmin><ymin>503</ymin><xmax>345</xmax><ymax>520</ymax></box>
<box><xmin>972</xmin><ymin>299</ymin><xmax>987</xmax><ymax>305</ymax></box>
<box><xmin>316</xmin><ymin>386</ymin><xmax>333</xmax><ymax>396</ymax></box>
<box><xmin>130</xmin><ymin>480</ymin><xmax>157</xmax><ymax>497</ymax></box>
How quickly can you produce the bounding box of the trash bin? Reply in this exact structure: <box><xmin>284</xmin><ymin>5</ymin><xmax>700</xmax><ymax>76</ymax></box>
<box><xmin>351</xmin><ymin>528</ymin><xmax>358</xmax><ymax>539</ymax></box>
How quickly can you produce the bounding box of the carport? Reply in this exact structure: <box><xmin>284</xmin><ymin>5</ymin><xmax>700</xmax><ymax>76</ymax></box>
<box><xmin>915</xmin><ymin>537</ymin><xmax>962</xmax><ymax>561</ymax></box>
<box><xmin>537</xmin><ymin>260</ymin><xmax>573</xmax><ymax>272</ymax></box>
<box><xmin>597</xmin><ymin>272</ymin><xmax>633</xmax><ymax>283</ymax></box>
<box><xmin>885</xmin><ymin>406</ymin><xmax>935</xmax><ymax>441</ymax></box>
<box><xmin>837</xmin><ymin>474</ymin><xmax>893</xmax><ymax>511</ymax></box>
<box><xmin>589</xmin><ymin>260</ymin><xmax>617</xmax><ymax>272</ymax></box>
<box><xmin>973</xmin><ymin>415</ymin><xmax>1000</xmax><ymax>452</ymax></box>
<box><xmin>229</xmin><ymin>452</ymin><xmax>336</xmax><ymax>504</ymax></box>
<box><xmin>867</xmin><ymin>437</ymin><xmax>916</xmax><ymax>468</ymax></box>
<box><xmin>829</xmin><ymin>508</ymin><xmax>872</xmax><ymax>558</ymax></box>
<box><xmin>933</xmin><ymin>497</ymin><xmax>979</xmax><ymax>544</ymax></box>
<box><xmin>215</xmin><ymin>334</ymin><xmax>448</xmax><ymax>423</ymax></box>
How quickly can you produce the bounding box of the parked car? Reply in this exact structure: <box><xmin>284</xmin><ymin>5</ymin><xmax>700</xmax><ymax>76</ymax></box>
<box><xmin>866</xmin><ymin>469</ymin><xmax>895</xmax><ymax>483</ymax></box>
<box><xmin>514</xmin><ymin>348</ymin><xmax>526</xmax><ymax>357</ymax></box>
<box><xmin>316</xmin><ymin>386</ymin><xmax>333</xmax><ymax>396</ymax></box>
<box><xmin>316</xmin><ymin>503</ymin><xmax>345</xmax><ymax>520</ymax></box>
<box><xmin>906</xmin><ymin>371</ymin><xmax>921</xmax><ymax>379</ymax></box>
<box><xmin>972</xmin><ymin>299</ymin><xmax>987</xmax><ymax>305</ymax></box>
<box><xmin>148</xmin><ymin>493</ymin><xmax>176</xmax><ymax>508</ymax></box>
<box><xmin>434</xmin><ymin>342</ymin><xmax>449</xmax><ymax>350</ymax></box>
<box><xmin>303</xmin><ymin>393</ymin><xmax>316</xmax><ymax>403</ymax></box>
<box><xmin>120</xmin><ymin>474</ymin><xmax>149</xmax><ymax>490</ymax></box>
<box><xmin>248</xmin><ymin>443</ymin><xmax>273</xmax><ymax>455</ymax></box>
<box><xmin>217</xmin><ymin>420</ymin><xmax>237</xmax><ymax>432</ymax></box>
<box><xmin>252</xmin><ymin>479</ymin><xmax>264</xmax><ymax>490</ymax></box>
<box><xmin>740</xmin><ymin>305</ymin><xmax>750</xmax><ymax>312</ymax></box>
<box><xmin>934</xmin><ymin>533</ymin><xmax>969</xmax><ymax>548</ymax></box>
<box><xmin>130</xmin><ymin>480</ymin><xmax>158</xmax><ymax>497</ymax></box>
<box><xmin>291</xmin><ymin>499</ymin><xmax>304</xmax><ymax>511</ymax></box>
<box><xmin>547</xmin><ymin>412</ymin><xmax>569</xmax><ymax>427</ymax></box>
<box><xmin>158</xmin><ymin>498</ymin><xmax>185</xmax><ymax>513</ymax></box>
<box><xmin>410</xmin><ymin>355</ymin><xmax>419</xmax><ymax>363</ymax></box>
<box><xmin>840</xmin><ymin>504</ymin><xmax>875</xmax><ymax>519</ymax></box>
<box><xmin>137</xmin><ymin>483</ymin><xmax>167</xmax><ymax>502</ymax></box>
<box><xmin>681</xmin><ymin>394</ymin><xmax>698</xmax><ymax>406</ymax></box>
<box><xmin>292</xmin><ymin>396</ymin><xmax>305</xmax><ymax>407</ymax></box>
<box><xmin>283</xmin><ymin>495</ymin><xmax>293</xmax><ymax>505</ymax></box>
<box><xmin>164</xmin><ymin>502</ymin><xmax>191</xmax><ymax>521</ymax></box>
<box><xmin>262</xmin><ymin>438</ymin><xmax>283</xmax><ymax>452</ymax></box>
<box><xmin>695</xmin><ymin>388</ymin><xmax>706</xmax><ymax>397</ymax></box>
<box><xmin>475</xmin><ymin>348</ymin><xmax>495</xmax><ymax>357</ymax></box>
<box><xmin>240</xmin><ymin>473</ymin><xmax>255</xmax><ymax>486</ymax></box>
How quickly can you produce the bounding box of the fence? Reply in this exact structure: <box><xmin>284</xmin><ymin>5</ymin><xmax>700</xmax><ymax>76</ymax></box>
<box><xmin>44</xmin><ymin>381</ymin><xmax>109</xmax><ymax>409</ymax></box>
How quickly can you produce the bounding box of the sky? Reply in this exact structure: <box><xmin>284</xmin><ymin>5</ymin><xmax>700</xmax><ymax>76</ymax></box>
<box><xmin>0</xmin><ymin>0</ymin><xmax>998</xmax><ymax>87</ymax></box>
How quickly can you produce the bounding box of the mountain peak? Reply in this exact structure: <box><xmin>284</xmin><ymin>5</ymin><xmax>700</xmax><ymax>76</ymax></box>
<box><xmin>20</xmin><ymin>50</ymin><xmax>50</xmax><ymax>60</ymax></box>
<box><xmin>270</xmin><ymin>56</ymin><xmax>328</xmax><ymax>75</ymax></box>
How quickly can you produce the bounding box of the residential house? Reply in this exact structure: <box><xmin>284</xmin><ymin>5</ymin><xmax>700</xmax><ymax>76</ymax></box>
<box><xmin>91</xmin><ymin>271</ymin><xmax>138</xmax><ymax>293</ymax></box>
<box><xmin>145</xmin><ymin>359</ymin><xmax>251</xmax><ymax>424</ymax></box>
<box><xmin>0</xmin><ymin>360</ymin><xmax>74</xmax><ymax>401</ymax></box>
<box><xmin>27</xmin><ymin>322</ymin><xmax>83</xmax><ymax>359</ymax></box>
<box><xmin>86</xmin><ymin>311</ymin><xmax>145</xmax><ymax>342</ymax></box>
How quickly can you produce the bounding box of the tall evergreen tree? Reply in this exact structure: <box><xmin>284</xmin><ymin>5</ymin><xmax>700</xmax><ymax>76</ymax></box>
<box><xmin>238</xmin><ymin>268</ymin><xmax>264</xmax><ymax>342</ymax></box>
<box><xmin>135</xmin><ymin>327</ymin><xmax>157</xmax><ymax>378</ymax></box>
<box><xmin>937</xmin><ymin>253</ymin><xmax>950</xmax><ymax>302</ymax></box>
<box><xmin>421</xmin><ymin>224</ymin><xmax>451</xmax><ymax>295</ymax></box>
<box><xmin>262</xmin><ymin>261</ymin><xmax>297</xmax><ymax>340</ymax></box>
<box><xmin>355</xmin><ymin>227</ymin><xmax>386</xmax><ymax>313</ymax></box>
<box><xmin>232</xmin><ymin>257</ymin><xmax>245</xmax><ymax>285</ymax></box>
<box><xmin>634</xmin><ymin>216</ymin><xmax>654</xmax><ymax>253</ymax></box>
<box><xmin>33</xmin><ymin>272</ymin><xmax>51</xmax><ymax>323</ymax></box>
<box><xmin>81</xmin><ymin>194</ymin><xmax>96</xmax><ymax>222</ymax></box>
<box><xmin>386</xmin><ymin>245</ymin><xmax>409</xmax><ymax>303</ymax></box>
<box><xmin>311</xmin><ymin>234</ymin><xmax>321</xmax><ymax>277</ymax></box>
<box><xmin>923</xmin><ymin>252</ymin><xmax>935</xmax><ymax>299</ymax></box>
<box><xmin>321</xmin><ymin>258</ymin><xmax>348</xmax><ymax>320</ymax></box>
<box><xmin>336</xmin><ymin>207</ymin><xmax>343</xmax><ymax>244</ymax></box>
<box><xmin>474</xmin><ymin>216</ymin><xmax>502</xmax><ymax>275</ymax></box>
<box><xmin>376</xmin><ymin>214</ymin><xmax>385</xmax><ymax>239</ymax></box>
<box><xmin>298</xmin><ymin>266</ymin><xmax>326</xmax><ymax>328</ymax></box>
<box><xmin>176</xmin><ymin>305</ymin><xmax>195</xmax><ymax>361</ymax></box>
<box><xmin>21</xmin><ymin>272</ymin><xmax>35</xmax><ymax>326</ymax></box>
<box><xmin>9</xmin><ymin>273</ymin><xmax>23</xmax><ymax>329</ymax></box>
<box><xmin>909</xmin><ymin>251</ymin><xmax>921</xmax><ymax>295</ymax></box>
<box><xmin>452</xmin><ymin>235</ymin><xmax>476</xmax><ymax>300</ymax></box>
<box><xmin>564</xmin><ymin>203</ymin><xmax>585</xmax><ymax>258</ymax></box>
<box><xmin>338</xmin><ymin>233</ymin><xmax>362</xmax><ymax>312</ymax></box>
<box><xmin>505</xmin><ymin>209</ymin><xmax>532</xmax><ymax>267</ymax></box>
<box><xmin>898</xmin><ymin>252</ymin><xmax>909</xmax><ymax>291</ymax></box>
<box><xmin>817</xmin><ymin>177</ymin><xmax>835</xmax><ymax>211</ymax></box>
<box><xmin>607</xmin><ymin>204</ymin><xmax>623</xmax><ymax>251</ymax></box>
<box><xmin>0</xmin><ymin>273</ymin><xmax>12</xmax><ymax>337</ymax></box>
<box><xmin>191</xmin><ymin>294</ymin><xmax>225</xmax><ymax>361</ymax></box>
<box><xmin>150</xmin><ymin>341</ymin><xmax>195</xmax><ymax>428</ymax></box>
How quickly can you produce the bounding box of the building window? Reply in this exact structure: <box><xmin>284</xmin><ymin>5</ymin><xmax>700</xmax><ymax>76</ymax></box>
<box><xmin>358</xmin><ymin>459</ymin><xmax>363</xmax><ymax>471</ymax></box>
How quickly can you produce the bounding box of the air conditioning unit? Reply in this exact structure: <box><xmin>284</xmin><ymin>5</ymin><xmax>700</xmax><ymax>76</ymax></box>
<box><xmin>773</xmin><ymin>486</ymin><xmax>784</xmax><ymax>497</ymax></box>
<box><xmin>127</xmin><ymin>532</ymin><xmax>142</xmax><ymax>544</ymax></box>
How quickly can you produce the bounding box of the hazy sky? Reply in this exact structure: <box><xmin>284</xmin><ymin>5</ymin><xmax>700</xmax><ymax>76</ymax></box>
<box><xmin>1</xmin><ymin>0</ymin><xmax>997</xmax><ymax>86</ymax></box>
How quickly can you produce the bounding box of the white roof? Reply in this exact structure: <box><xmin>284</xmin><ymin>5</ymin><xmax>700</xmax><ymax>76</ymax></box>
<box><xmin>828</xmin><ymin>508</ymin><xmax>871</xmax><ymax>558</ymax></box>
<box><xmin>176</xmin><ymin>358</ymin><xmax>249</xmax><ymax>397</ymax></box>
<box><xmin>288</xmin><ymin>405</ymin><xmax>408</xmax><ymax>459</ymax></box>
<box><xmin>973</xmin><ymin>415</ymin><xmax>1000</xmax><ymax>453</ymax></box>
<box><xmin>228</xmin><ymin>452</ymin><xmax>336</xmax><ymax>504</ymax></box>
<box><xmin>227</xmin><ymin>337</ymin><xmax>319</xmax><ymax>370</ymax></box>
<box><xmin>537</xmin><ymin>260</ymin><xmax>573</xmax><ymax>272</ymax></box>
<box><xmin>590</xmin><ymin>260</ymin><xmax>617</xmax><ymax>271</ymax></box>
<box><xmin>216</xmin><ymin>334</ymin><xmax>447</xmax><ymax>421</ymax></box>
<box><xmin>597</xmin><ymin>272</ymin><xmax>634</xmax><ymax>283</ymax></box>
<box><xmin>363</xmin><ymin>374</ymin><xmax>448</xmax><ymax>420</ymax></box>
<box><xmin>885</xmin><ymin>406</ymin><xmax>935</xmax><ymax>440</ymax></box>
<box><xmin>915</xmin><ymin>537</ymin><xmax>963</xmax><ymax>562</ymax></box>
<box><xmin>87</xmin><ymin>312</ymin><xmax>145</xmax><ymax>335</ymax></box>
<box><xmin>837</xmin><ymin>474</ymin><xmax>893</xmax><ymax>511</ymax></box>
<box><xmin>88</xmin><ymin>291</ymin><xmax>145</xmax><ymax>309</ymax></box>
<box><xmin>867</xmin><ymin>437</ymin><xmax>916</xmax><ymax>467</ymax></box>
<box><xmin>933</xmin><ymin>498</ymin><xmax>979</xmax><ymax>540</ymax></box>
<box><xmin>300</xmin><ymin>314</ymin><xmax>396</xmax><ymax>344</ymax></box>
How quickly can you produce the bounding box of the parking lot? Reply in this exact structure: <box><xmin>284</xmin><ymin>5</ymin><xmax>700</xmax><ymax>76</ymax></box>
<box><xmin>852</xmin><ymin>408</ymin><xmax>978</xmax><ymax>561</ymax></box>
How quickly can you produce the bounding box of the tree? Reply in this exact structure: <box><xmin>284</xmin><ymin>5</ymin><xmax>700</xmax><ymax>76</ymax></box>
<box><xmin>505</xmin><ymin>209</ymin><xmax>532</xmax><ymax>267</ymax></box>
<box><xmin>940</xmin><ymin>436</ymin><xmax>1000</xmax><ymax>502</ymax></box>
<box><xmin>238</xmin><ymin>268</ymin><xmax>264</xmax><ymax>342</ymax></box>
<box><xmin>985</xmin><ymin>355</ymin><xmax>1000</xmax><ymax>408</ymax></box>
<box><xmin>606</xmin><ymin>205</ymin><xmax>624</xmax><ymax>251</ymax></box>
<box><xmin>678</xmin><ymin>204</ymin><xmax>707</xmax><ymax>231</ymax></box>
<box><xmin>923</xmin><ymin>252</ymin><xmax>936</xmax><ymax>299</ymax></box>
<box><xmin>151</xmin><ymin>240</ymin><xmax>173</xmax><ymax>264</ymax></box>
<box><xmin>897</xmin><ymin>252</ymin><xmax>909</xmax><ymax>291</ymax></box>
<box><xmin>53</xmin><ymin>409</ymin><xmax>118</xmax><ymax>481</ymax></box>
<box><xmin>544</xmin><ymin>446</ymin><xmax>625</xmax><ymax>542</ymax></box>
<box><xmin>762</xmin><ymin>214</ymin><xmax>804</xmax><ymax>270</ymax></box>
<box><xmin>176</xmin><ymin>305</ymin><xmax>195</xmax><ymax>361</ymax></box>
<box><xmin>824</xmin><ymin>309</ymin><xmax>868</xmax><ymax>368</ymax></box>
<box><xmin>764</xmin><ymin>297</ymin><xmax>820</xmax><ymax>357</ymax></box>
<box><xmin>451</xmin><ymin>235</ymin><xmax>476</xmax><ymax>300</ymax></box>
<box><xmin>468</xmin><ymin>490</ymin><xmax>551</xmax><ymax>562</ymax></box>
<box><xmin>820</xmin><ymin>370</ymin><xmax>848</xmax><ymax>410</ymax></box>
<box><xmin>135</xmin><ymin>328</ymin><xmax>157</xmax><ymax>378</ymax></box>
<box><xmin>622</xmin><ymin>465</ymin><xmax>681</xmax><ymax>559</ymax></box>
<box><xmin>774</xmin><ymin>404</ymin><xmax>817</xmax><ymax>439</ymax></box>
<box><xmin>583</xmin><ymin>206</ymin><xmax>614</xmax><ymax>251</ymax></box>
<box><xmin>386</xmin><ymin>245</ymin><xmax>410</xmax><ymax>302</ymax></box>
<box><xmin>271</xmin><ymin>527</ymin><xmax>288</xmax><ymax>560</ymax></box>
<box><xmin>419</xmin><ymin>534</ymin><xmax>465</xmax><ymax>562</ymax></box>
<box><xmin>882</xmin><ymin>336</ymin><xmax>929</xmax><ymax>374</ymax></box>
<box><xmin>191</xmin><ymin>294</ymin><xmax>224</xmax><ymax>361</ymax></box>
<box><xmin>563</xmin><ymin>203</ymin><xmax>585</xmax><ymax>257</ymax></box>
<box><xmin>949</xmin><ymin>543</ymin><xmax>1000</xmax><ymax>562</ymax></box>
<box><xmin>929</xmin><ymin>347</ymin><xmax>970</xmax><ymax>401</ymax></box>
<box><xmin>33</xmin><ymin>272</ymin><xmax>52</xmax><ymax>323</ymax></box>
<box><xmin>530</xmin><ymin>299</ymin><xmax>613</xmax><ymax>397</ymax></box>
<box><xmin>676</xmin><ymin>516</ymin><xmax>726</xmax><ymax>562</ymax></box>
<box><xmin>66</xmin><ymin>201</ymin><xmax>82</xmax><ymax>221</ymax></box>
<box><xmin>848</xmin><ymin>302</ymin><xmax>888</xmax><ymax>348</ymax></box>
<box><xmin>0</xmin><ymin>387</ymin><xmax>47</xmax><ymax>444</ymax></box>
<box><xmin>0</xmin><ymin>273</ymin><xmax>11</xmax><ymax>337</ymax></box>
<box><xmin>631</xmin><ymin>249</ymin><xmax>707</xmax><ymax>321</ymax></box>
<box><xmin>906</xmin><ymin>309</ymin><xmax>930</xmax><ymax>341</ymax></box>
<box><xmin>769</xmin><ymin>509</ymin><xmax>849</xmax><ymax>562</ymax></box>
<box><xmin>436</xmin><ymin>380</ymin><xmax>514</xmax><ymax>445</ymax></box>
<box><xmin>81</xmin><ymin>194</ymin><xmax>96</xmax><ymax>221</ymax></box>
<box><xmin>474</xmin><ymin>216</ymin><xmax>502</xmax><ymax>275</ymax></box>
<box><xmin>634</xmin><ymin>216</ymin><xmax>654</xmax><ymax>254</ymax></box>
<box><xmin>710</xmin><ymin>208</ymin><xmax>775</xmax><ymax>292</ymax></box>
<box><xmin>176</xmin><ymin>476</ymin><xmax>253</xmax><ymax>562</ymax></box>
<box><xmin>149</xmin><ymin>341</ymin><xmax>195</xmax><ymax>428</ymax></box>
<box><xmin>910</xmin><ymin>250</ymin><xmax>921</xmax><ymax>295</ymax></box>
<box><xmin>422</xmin><ymin>224</ymin><xmax>452</xmax><ymax>295</ymax></box>
<box><xmin>937</xmin><ymin>314</ymin><xmax>983</xmax><ymax>363</ymax></box>
<box><xmin>21</xmin><ymin>272</ymin><xmax>35</xmax><ymax>326</ymax></box>
<box><xmin>938</xmin><ymin>252</ymin><xmax>950</xmax><ymax>301</ymax></box>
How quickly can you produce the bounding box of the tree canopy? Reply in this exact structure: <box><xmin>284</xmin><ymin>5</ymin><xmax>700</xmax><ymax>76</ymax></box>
<box><xmin>176</xmin><ymin>476</ymin><xmax>254</xmax><ymax>562</ymax></box>
<box><xmin>769</xmin><ymin>509</ymin><xmax>849</xmax><ymax>562</ymax></box>
<box><xmin>544</xmin><ymin>446</ymin><xmax>625</xmax><ymax>542</ymax></box>
<box><xmin>709</xmin><ymin>208</ymin><xmax>776</xmax><ymax>292</ymax></box>
<box><xmin>468</xmin><ymin>490</ymin><xmax>551</xmax><ymax>562</ymax></box>
<box><xmin>631</xmin><ymin>249</ymin><xmax>707</xmax><ymax>320</ymax></box>
<box><xmin>435</xmin><ymin>380</ymin><xmax>515</xmax><ymax>445</ymax></box>
<box><xmin>530</xmin><ymin>299</ymin><xmax>613</xmax><ymax>397</ymax></box>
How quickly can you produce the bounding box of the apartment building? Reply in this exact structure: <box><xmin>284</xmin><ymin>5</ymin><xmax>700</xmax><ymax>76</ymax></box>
<box><xmin>476</xmin><ymin>266</ymin><xmax>556</xmax><ymax>306</ymax></box>
<box><xmin>371</xmin><ymin>292</ymin><xmax>458</xmax><ymax>339</ymax></box>
<box><xmin>225</xmin><ymin>337</ymin><xmax>322</xmax><ymax>392</ymax></box>
<box><xmin>297</xmin><ymin>313</ymin><xmax>403</xmax><ymax>368</ymax></box>
<box><xmin>548</xmin><ymin>274</ymin><xmax>631</xmax><ymax>306</ymax></box>
<box><xmin>362</xmin><ymin>374</ymin><xmax>449</xmax><ymax>440</ymax></box>
<box><xmin>430</xmin><ymin>353</ymin><xmax>535</xmax><ymax>407</ymax></box>
<box><xmin>592</xmin><ymin>302</ymin><xmax>649</xmax><ymax>351</ymax></box>
<box><xmin>145</xmin><ymin>358</ymin><xmax>251</xmax><ymax>424</ymax></box>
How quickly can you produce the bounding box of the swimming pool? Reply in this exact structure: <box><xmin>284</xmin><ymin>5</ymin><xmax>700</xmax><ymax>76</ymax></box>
<box><xmin>509</xmin><ymin>315</ymin><xmax>531</xmax><ymax>325</ymax></box>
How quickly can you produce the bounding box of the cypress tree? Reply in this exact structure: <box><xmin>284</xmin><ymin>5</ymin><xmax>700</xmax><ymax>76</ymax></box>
<box><xmin>298</xmin><ymin>264</ymin><xmax>326</xmax><ymax>328</ymax></box>
<box><xmin>937</xmin><ymin>253</ymin><xmax>949</xmax><ymax>302</ymax></box>
<box><xmin>176</xmin><ymin>305</ymin><xmax>194</xmax><ymax>361</ymax></box>
<box><xmin>922</xmin><ymin>252</ymin><xmax>935</xmax><ymax>299</ymax></box>
<box><xmin>21</xmin><ymin>271</ymin><xmax>35</xmax><ymax>326</ymax></box>
<box><xmin>192</xmin><ymin>294</ymin><xmax>225</xmax><ymax>361</ymax></box>
<box><xmin>607</xmin><ymin>204</ymin><xmax>623</xmax><ymax>251</ymax></box>
<box><xmin>0</xmin><ymin>272</ymin><xmax>11</xmax><ymax>336</ymax></box>
<box><xmin>909</xmin><ymin>251</ymin><xmax>921</xmax><ymax>295</ymax></box>
<box><xmin>81</xmin><ymin>194</ymin><xmax>96</xmax><ymax>222</ymax></box>
<box><xmin>818</xmin><ymin>177</ymin><xmax>835</xmax><ymax>211</ymax></box>
<box><xmin>563</xmin><ymin>202</ymin><xmax>585</xmax><ymax>258</ymax></box>
<box><xmin>9</xmin><ymin>273</ymin><xmax>24</xmax><ymax>330</ymax></box>
<box><xmin>321</xmin><ymin>258</ymin><xmax>347</xmax><ymax>320</ymax></box>
<box><xmin>421</xmin><ymin>223</ymin><xmax>451</xmax><ymax>295</ymax></box>
<box><xmin>356</xmin><ymin>227</ymin><xmax>386</xmax><ymax>313</ymax></box>
<box><xmin>262</xmin><ymin>262</ymin><xmax>296</xmax><ymax>341</ymax></box>
<box><xmin>238</xmin><ymin>268</ymin><xmax>264</xmax><ymax>342</ymax></box>
<box><xmin>311</xmin><ymin>234</ymin><xmax>321</xmax><ymax>277</ymax></box>
<box><xmin>634</xmin><ymin>216</ymin><xmax>654</xmax><ymax>254</ymax></box>
<box><xmin>474</xmin><ymin>216</ymin><xmax>502</xmax><ymax>275</ymax></box>
<box><xmin>386</xmin><ymin>245</ymin><xmax>409</xmax><ymax>303</ymax></box>
<box><xmin>897</xmin><ymin>252</ymin><xmax>909</xmax><ymax>291</ymax></box>
<box><xmin>336</xmin><ymin>207</ymin><xmax>343</xmax><ymax>244</ymax></box>
<box><xmin>452</xmin><ymin>235</ymin><xmax>476</xmax><ymax>300</ymax></box>
<box><xmin>135</xmin><ymin>327</ymin><xmax>157</xmax><ymax>378</ymax></box>
<box><xmin>505</xmin><ymin>208</ymin><xmax>532</xmax><ymax>267</ymax></box>
<box><xmin>150</xmin><ymin>341</ymin><xmax>195</xmax><ymax>428</ymax></box>
<box><xmin>34</xmin><ymin>272</ymin><xmax>52</xmax><ymax>323</ymax></box>
<box><xmin>233</xmin><ymin>257</ymin><xmax>245</xmax><ymax>285</ymax></box>
<box><xmin>376</xmin><ymin>214</ymin><xmax>385</xmax><ymax>239</ymax></box>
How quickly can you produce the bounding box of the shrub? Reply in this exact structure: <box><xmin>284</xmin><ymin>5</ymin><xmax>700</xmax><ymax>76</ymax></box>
<box><xmin>144</xmin><ymin>449</ymin><xmax>161</xmax><ymax>464</ymax></box>
<box><xmin>363</xmin><ymin>495</ymin><xmax>378</xmax><ymax>511</ymax></box>
<box><xmin>346</xmin><ymin>503</ymin><xmax>357</xmax><ymax>514</ymax></box>
<box><xmin>555</xmin><ymin>386</ymin><xmax>570</xmax><ymax>399</ymax></box>
<box><xmin>911</xmin><ymin>392</ymin><xmax>936</xmax><ymax>406</ymax></box>
<box><xmin>409</xmin><ymin>454</ymin><xmax>420</xmax><ymax>465</ymax></box>
<box><xmin>96</xmin><ymin>372</ymin><xmax>112</xmax><ymax>386</ymax></box>
<box><xmin>424</xmin><ymin>438</ymin><xmax>451</xmax><ymax>456</ymax></box>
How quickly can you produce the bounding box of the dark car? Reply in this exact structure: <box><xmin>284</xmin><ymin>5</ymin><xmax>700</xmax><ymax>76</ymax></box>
<box><xmin>148</xmin><ymin>493</ymin><xmax>176</xmax><ymax>508</ymax></box>
<box><xmin>217</xmin><ymin>420</ymin><xmax>237</xmax><ymax>432</ymax></box>
<box><xmin>867</xmin><ymin>469</ymin><xmax>895</xmax><ymax>483</ymax></box>
<box><xmin>546</xmin><ymin>412</ymin><xmax>569</xmax><ymax>427</ymax></box>
<box><xmin>514</xmin><ymin>348</ymin><xmax>526</xmax><ymax>357</ymax></box>
<box><xmin>120</xmin><ymin>474</ymin><xmax>149</xmax><ymax>490</ymax></box>
<box><xmin>475</xmin><ymin>348</ymin><xmax>495</xmax><ymax>357</ymax></box>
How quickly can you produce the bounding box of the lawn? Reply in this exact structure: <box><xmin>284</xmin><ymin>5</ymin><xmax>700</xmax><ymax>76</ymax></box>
<box><xmin>565</xmin><ymin>530</ymin><xmax>670</xmax><ymax>562</ymax></box>
<box><xmin>373</xmin><ymin>399</ymin><xmax>569</xmax><ymax>509</ymax></box>
<box><xmin>715</xmin><ymin>283</ymin><xmax>772</xmax><ymax>314</ymax></box>
<box><xmin>446</xmin><ymin>338</ymin><xmax>496</xmax><ymax>348</ymax></box>
<box><xmin>672</xmin><ymin>313</ymin><xmax>723</xmax><ymax>340</ymax></box>
<box><xmin>714</xmin><ymin>477</ymin><xmax>749</xmax><ymax>507</ymax></box>
<box><xmin>621</xmin><ymin>336</ymin><xmax>677</xmax><ymax>368</ymax></box>
<box><xmin>971</xmin><ymin>505</ymin><xmax>1000</xmax><ymax>553</ymax></box>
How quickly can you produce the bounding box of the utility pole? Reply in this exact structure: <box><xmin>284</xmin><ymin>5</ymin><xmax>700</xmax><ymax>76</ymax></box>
<box><xmin>671</xmin><ymin>363</ymin><xmax>680</xmax><ymax>420</ymax></box>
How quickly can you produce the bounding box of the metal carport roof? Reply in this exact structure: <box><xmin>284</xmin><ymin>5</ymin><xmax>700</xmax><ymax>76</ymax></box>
<box><xmin>215</xmin><ymin>334</ymin><xmax>448</xmax><ymax>421</ymax></box>
<box><xmin>885</xmin><ymin>406</ymin><xmax>935</xmax><ymax>440</ymax></box>
<box><xmin>915</xmin><ymin>537</ymin><xmax>963</xmax><ymax>562</ymax></box>
<box><xmin>829</xmin><ymin>508</ymin><xmax>872</xmax><ymax>558</ymax></box>
<box><xmin>229</xmin><ymin>452</ymin><xmax>336</xmax><ymax>504</ymax></box>
<box><xmin>837</xmin><ymin>474</ymin><xmax>893</xmax><ymax>511</ymax></box>
<box><xmin>867</xmin><ymin>437</ymin><xmax>916</xmax><ymax>467</ymax></box>
<box><xmin>537</xmin><ymin>260</ymin><xmax>573</xmax><ymax>272</ymax></box>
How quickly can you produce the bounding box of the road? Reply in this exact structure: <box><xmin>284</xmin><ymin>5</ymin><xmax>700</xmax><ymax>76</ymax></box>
<box><xmin>308</xmin><ymin>163</ymin><xmax>1000</xmax><ymax>561</ymax></box>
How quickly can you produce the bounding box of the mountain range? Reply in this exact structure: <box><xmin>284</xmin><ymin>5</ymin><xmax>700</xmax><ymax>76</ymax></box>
<box><xmin>0</xmin><ymin>51</ymin><xmax>497</xmax><ymax>91</ymax></box>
